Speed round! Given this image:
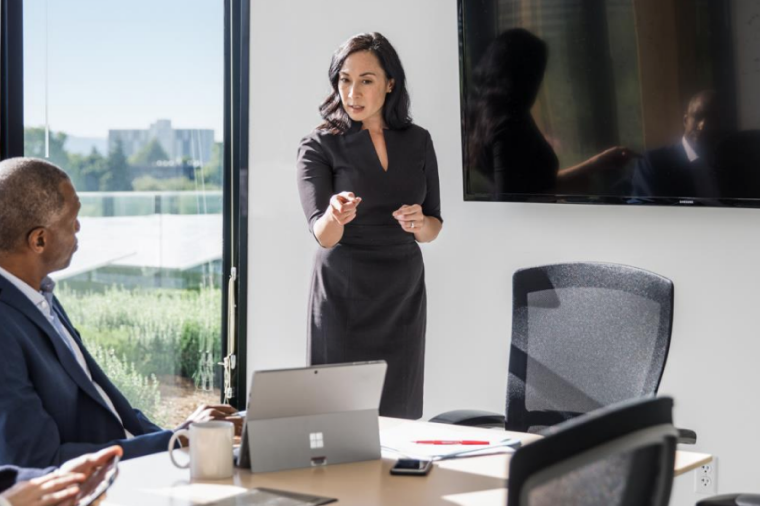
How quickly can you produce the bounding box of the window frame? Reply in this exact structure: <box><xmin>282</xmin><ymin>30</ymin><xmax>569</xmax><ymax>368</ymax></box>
<box><xmin>0</xmin><ymin>0</ymin><xmax>250</xmax><ymax>409</ymax></box>
<box><xmin>224</xmin><ymin>0</ymin><xmax>250</xmax><ymax>409</ymax></box>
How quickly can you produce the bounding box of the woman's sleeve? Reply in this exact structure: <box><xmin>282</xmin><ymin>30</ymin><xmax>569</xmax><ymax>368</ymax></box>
<box><xmin>422</xmin><ymin>131</ymin><xmax>443</xmax><ymax>223</ymax></box>
<box><xmin>296</xmin><ymin>134</ymin><xmax>334</xmax><ymax>236</ymax></box>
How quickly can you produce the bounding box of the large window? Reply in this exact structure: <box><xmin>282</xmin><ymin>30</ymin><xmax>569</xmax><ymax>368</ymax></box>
<box><xmin>2</xmin><ymin>0</ymin><xmax>249</xmax><ymax>424</ymax></box>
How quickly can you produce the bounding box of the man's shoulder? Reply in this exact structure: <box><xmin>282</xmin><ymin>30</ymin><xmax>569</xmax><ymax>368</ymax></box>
<box><xmin>0</xmin><ymin>279</ymin><xmax>34</xmax><ymax>325</ymax></box>
<box><xmin>0</xmin><ymin>289</ymin><xmax>25</xmax><ymax>324</ymax></box>
<box><xmin>0</xmin><ymin>302</ymin><xmax>36</xmax><ymax>348</ymax></box>
<box><xmin>0</xmin><ymin>273</ymin><xmax>24</xmax><ymax>304</ymax></box>
<box><xmin>0</xmin><ymin>283</ymin><xmax>50</xmax><ymax>349</ymax></box>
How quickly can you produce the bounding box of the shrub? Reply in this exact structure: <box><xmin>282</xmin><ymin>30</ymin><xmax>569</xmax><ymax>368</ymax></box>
<box><xmin>88</xmin><ymin>343</ymin><xmax>166</xmax><ymax>427</ymax></box>
<box><xmin>57</xmin><ymin>285</ymin><xmax>222</xmax><ymax>390</ymax></box>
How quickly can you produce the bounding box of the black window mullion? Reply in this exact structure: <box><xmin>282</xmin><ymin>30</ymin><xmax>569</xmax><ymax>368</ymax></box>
<box><xmin>1</xmin><ymin>0</ymin><xmax>24</xmax><ymax>160</ymax></box>
<box><xmin>222</xmin><ymin>0</ymin><xmax>249</xmax><ymax>410</ymax></box>
<box><xmin>234</xmin><ymin>0</ymin><xmax>250</xmax><ymax>411</ymax></box>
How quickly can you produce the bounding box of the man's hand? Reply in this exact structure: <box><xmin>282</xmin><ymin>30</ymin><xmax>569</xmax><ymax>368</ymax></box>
<box><xmin>175</xmin><ymin>404</ymin><xmax>242</xmax><ymax>436</ymax></box>
<box><xmin>1</xmin><ymin>472</ymin><xmax>84</xmax><ymax>506</ymax></box>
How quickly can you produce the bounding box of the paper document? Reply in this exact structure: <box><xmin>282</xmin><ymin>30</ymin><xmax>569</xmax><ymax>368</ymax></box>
<box><xmin>380</xmin><ymin>422</ymin><xmax>521</xmax><ymax>461</ymax></box>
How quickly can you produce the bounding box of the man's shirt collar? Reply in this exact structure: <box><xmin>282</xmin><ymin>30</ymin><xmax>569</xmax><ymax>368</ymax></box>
<box><xmin>682</xmin><ymin>136</ymin><xmax>699</xmax><ymax>163</ymax></box>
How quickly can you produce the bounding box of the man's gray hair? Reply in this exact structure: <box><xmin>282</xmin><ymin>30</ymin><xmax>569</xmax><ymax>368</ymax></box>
<box><xmin>0</xmin><ymin>157</ymin><xmax>71</xmax><ymax>253</ymax></box>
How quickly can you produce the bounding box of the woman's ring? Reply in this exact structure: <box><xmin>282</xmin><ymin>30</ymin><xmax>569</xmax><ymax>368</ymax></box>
<box><xmin>411</xmin><ymin>222</ymin><xmax>415</xmax><ymax>229</ymax></box>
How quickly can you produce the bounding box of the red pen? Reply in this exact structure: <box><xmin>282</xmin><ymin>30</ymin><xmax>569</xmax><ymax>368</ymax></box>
<box><xmin>413</xmin><ymin>440</ymin><xmax>491</xmax><ymax>445</ymax></box>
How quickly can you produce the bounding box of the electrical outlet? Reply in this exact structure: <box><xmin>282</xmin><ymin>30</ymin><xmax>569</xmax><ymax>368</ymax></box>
<box><xmin>694</xmin><ymin>459</ymin><xmax>717</xmax><ymax>494</ymax></box>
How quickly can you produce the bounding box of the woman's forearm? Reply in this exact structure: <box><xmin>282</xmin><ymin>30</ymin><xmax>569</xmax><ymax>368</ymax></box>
<box><xmin>313</xmin><ymin>212</ymin><xmax>345</xmax><ymax>248</ymax></box>
<box><xmin>414</xmin><ymin>216</ymin><xmax>442</xmax><ymax>243</ymax></box>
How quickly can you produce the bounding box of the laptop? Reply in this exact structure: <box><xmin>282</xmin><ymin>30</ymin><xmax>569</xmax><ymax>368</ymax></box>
<box><xmin>237</xmin><ymin>361</ymin><xmax>387</xmax><ymax>473</ymax></box>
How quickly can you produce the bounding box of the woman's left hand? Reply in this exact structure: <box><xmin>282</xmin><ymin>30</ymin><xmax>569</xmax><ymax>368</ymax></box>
<box><xmin>393</xmin><ymin>204</ymin><xmax>425</xmax><ymax>233</ymax></box>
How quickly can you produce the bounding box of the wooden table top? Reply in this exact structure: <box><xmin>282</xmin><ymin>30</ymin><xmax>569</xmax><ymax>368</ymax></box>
<box><xmin>101</xmin><ymin>417</ymin><xmax>711</xmax><ymax>506</ymax></box>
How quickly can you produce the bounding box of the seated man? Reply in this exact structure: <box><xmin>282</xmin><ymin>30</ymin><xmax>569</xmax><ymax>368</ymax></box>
<box><xmin>0</xmin><ymin>158</ymin><xmax>239</xmax><ymax>467</ymax></box>
<box><xmin>631</xmin><ymin>90</ymin><xmax>726</xmax><ymax>199</ymax></box>
<box><xmin>0</xmin><ymin>446</ymin><xmax>122</xmax><ymax>506</ymax></box>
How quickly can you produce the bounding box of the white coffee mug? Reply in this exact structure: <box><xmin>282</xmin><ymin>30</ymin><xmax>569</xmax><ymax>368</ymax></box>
<box><xmin>168</xmin><ymin>421</ymin><xmax>234</xmax><ymax>480</ymax></box>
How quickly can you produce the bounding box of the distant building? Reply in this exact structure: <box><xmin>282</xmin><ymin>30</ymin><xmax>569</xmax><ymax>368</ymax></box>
<box><xmin>108</xmin><ymin>119</ymin><xmax>215</xmax><ymax>166</ymax></box>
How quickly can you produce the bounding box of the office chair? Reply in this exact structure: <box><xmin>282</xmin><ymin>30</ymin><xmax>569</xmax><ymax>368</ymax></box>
<box><xmin>431</xmin><ymin>262</ymin><xmax>696</xmax><ymax>444</ymax></box>
<box><xmin>507</xmin><ymin>396</ymin><xmax>678</xmax><ymax>506</ymax></box>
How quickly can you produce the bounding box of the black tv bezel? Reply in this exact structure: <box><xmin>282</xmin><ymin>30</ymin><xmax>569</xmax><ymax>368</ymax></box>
<box><xmin>456</xmin><ymin>0</ymin><xmax>760</xmax><ymax>209</ymax></box>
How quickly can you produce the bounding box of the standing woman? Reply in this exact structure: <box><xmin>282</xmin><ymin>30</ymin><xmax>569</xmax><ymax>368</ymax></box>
<box><xmin>297</xmin><ymin>33</ymin><xmax>443</xmax><ymax>419</ymax></box>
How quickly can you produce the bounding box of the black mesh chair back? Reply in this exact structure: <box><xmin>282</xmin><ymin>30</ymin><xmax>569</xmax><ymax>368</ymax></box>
<box><xmin>508</xmin><ymin>396</ymin><xmax>677</xmax><ymax>506</ymax></box>
<box><xmin>507</xmin><ymin>262</ymin><xmax>673</xmax><ymax>433</ymax></box>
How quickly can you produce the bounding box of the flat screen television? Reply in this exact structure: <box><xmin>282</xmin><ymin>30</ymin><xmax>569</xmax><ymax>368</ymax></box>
<box><xmin>458</xmin><ymin>0</ymin><xmax>760</xmax><ymax>207</ymax></box>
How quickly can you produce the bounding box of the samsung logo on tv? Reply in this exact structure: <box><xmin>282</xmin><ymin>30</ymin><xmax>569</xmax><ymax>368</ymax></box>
<box><xmin>679</xmin><ymin>200</ymin><xmax>694</xmax><ymax>205</ymax></box>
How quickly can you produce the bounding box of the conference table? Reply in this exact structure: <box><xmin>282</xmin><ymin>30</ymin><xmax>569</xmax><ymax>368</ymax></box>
<box><xmin>102</xmin><ymin>417</ymin><xmax>712</xmax><ymax>506</ymax></box>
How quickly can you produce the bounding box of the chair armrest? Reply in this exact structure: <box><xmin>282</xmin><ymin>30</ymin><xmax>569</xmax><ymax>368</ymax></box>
<box><xmin>696</xmin><ymin>494</ymin><xmax>760</xmax><ymax>506</ymax></box>
<box><xmin>677</xmin><ymin>427</ymin><xmax>697</xmax><ymax>445</ymax></box>
<box><xmin>429</xmin><ymin>410</ymin><xmax>505</xmax><ymax>428</ymax></box>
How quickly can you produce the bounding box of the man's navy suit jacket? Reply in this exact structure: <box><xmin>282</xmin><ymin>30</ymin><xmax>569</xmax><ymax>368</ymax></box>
<box><xmin>0</xmin><ymin>274</ymin><xmax>173</xmax><ymax>467</ymax></box>
<box><xmin>631</xmin><ymin>142</ymin><xmax>719</xmax><ymax>198</ymax></box>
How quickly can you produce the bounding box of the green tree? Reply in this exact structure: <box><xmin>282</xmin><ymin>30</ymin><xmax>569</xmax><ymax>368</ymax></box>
<box><xmin>68</xmin><ymin>148</ymin><xmax>108</xmax><ymax>191</ymax></box>
<box><xmin>105</xmin><ymin>140</ymin><xmax>132</xmax><ymax>191</ymax></box>
<box><xmin>128</xmin><ymin>138</ymin><xmax>169</xmax><ymax>166</ymax></box>
<box><xmin>200</xmin><ymin>142</ymin><xmax>223</xmax><ymax>187</ymax></box>
<box><xmin>23</xmin><ymin>127</ymin><xmax>70</xmax><ymax>171</ymax></box>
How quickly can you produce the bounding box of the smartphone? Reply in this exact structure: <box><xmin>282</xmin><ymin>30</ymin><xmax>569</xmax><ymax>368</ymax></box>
<box><xmin>390</xmin><ymin>458</ymin><xmax>432</xmax><ymax>476</ymax></box>
<box><xmin>74</xmin><ymin>455</ymin><xmax>120</xmax><ymax>506</ymax></box>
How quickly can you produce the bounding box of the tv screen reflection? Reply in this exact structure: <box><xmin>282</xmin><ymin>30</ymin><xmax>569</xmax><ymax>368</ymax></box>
<box><xmin>459</xmin><ymin>0</ymin><xmax>760</xmax><ymax>206</ymax></box>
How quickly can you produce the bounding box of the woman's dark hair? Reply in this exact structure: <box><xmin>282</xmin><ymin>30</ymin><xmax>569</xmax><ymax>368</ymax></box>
<box><xmin>467</xmin><ymin>29</ymin><xmax>548</xmax><ymax>170</ymax></box>
<box><xmin>318</xmin><ymin>32</ymin><xmax>412</xmax><ymax>134</ymax></box>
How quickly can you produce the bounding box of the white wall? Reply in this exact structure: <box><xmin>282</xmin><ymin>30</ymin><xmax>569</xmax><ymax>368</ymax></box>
<box><xmin>248</xmin><ymin>1</ymin><xmax>760</xmax><ymax>504</ymax></box>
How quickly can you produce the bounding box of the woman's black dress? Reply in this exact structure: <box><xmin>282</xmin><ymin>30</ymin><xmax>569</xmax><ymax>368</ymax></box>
<box><xmin>296</xmin><ymin>121</ymin><xmax>442</xmax><ymax>419</ymax></box>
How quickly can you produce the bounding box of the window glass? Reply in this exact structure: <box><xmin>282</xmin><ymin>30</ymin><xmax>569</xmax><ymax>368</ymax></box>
<box><xmin>23</xmin><ymin>0</ymin><xmax>224</xmax><ymax>427</ymax></box>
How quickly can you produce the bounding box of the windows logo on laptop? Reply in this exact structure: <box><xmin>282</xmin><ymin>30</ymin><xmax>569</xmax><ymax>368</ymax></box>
<box><xmin>309</xmin><ymin>432</ymin><xmax>325</xmax><ymax>449</ymax></box>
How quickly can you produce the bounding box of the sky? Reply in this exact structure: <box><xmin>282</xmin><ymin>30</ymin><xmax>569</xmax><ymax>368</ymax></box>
<box><xmin>23</xmin><ymin>0</ymin><xmax>224</xmax><ymax>141</ymax></box>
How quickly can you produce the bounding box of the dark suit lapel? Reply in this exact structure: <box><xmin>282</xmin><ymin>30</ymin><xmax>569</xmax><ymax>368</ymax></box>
<box><xmin>0</xmin><ymin>276</ymin><xmax>115</xmax><ymax>416</ymax></box>
<box><xmin>53</xmin><ymin>300</ymin><xmax>86</xmax><ymax>348</ymax></box>
<box><xmin>80</xmin><ymin>348</ymin><xmax>146</xmax><ymax>435</ymax></box>
<box><xmin>53</xmin><ymin>298</ymin><xmax>146</xmax><ymax>434</ymax></box>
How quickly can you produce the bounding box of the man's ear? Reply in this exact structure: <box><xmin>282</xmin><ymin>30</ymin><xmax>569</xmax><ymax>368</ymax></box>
<box><xmin>27</xmin><ymin>228</ymin><xmax>47</xmax><ymax>253</ymax></box>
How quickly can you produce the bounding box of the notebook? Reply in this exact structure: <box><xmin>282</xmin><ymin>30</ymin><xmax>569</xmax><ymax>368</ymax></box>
<box><xmin>210</xmin><ymin>488</ymin><xmax>336</xmax><ymax>506</ymax></box>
